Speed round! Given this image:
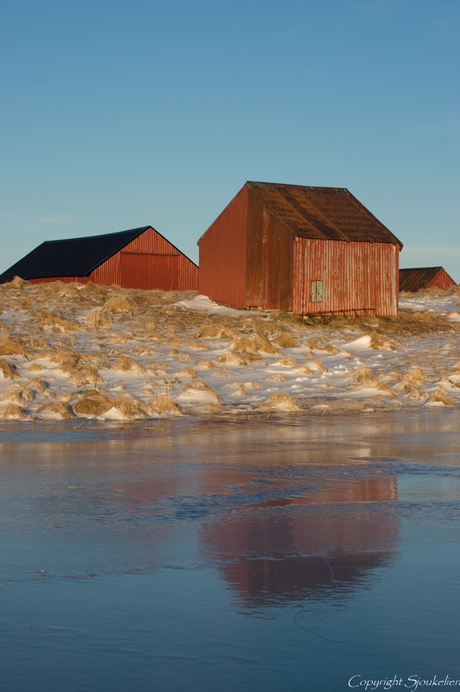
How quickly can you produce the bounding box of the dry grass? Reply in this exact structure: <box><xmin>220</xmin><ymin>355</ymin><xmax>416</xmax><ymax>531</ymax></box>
<box><xmin>367</xmin><ymin>331</ymin><xmax>399</xmax><ymax>350</ymax></box>
<box><xmin>150</xmin><ymin>393</ymin><xmax>182</xmax><ymax>415</ymax></box>
<box><xmin>0</xmin><ymin>359</ymin><xmax>20</xmax><ymax>379</ymax></box>
<box><xmin>35</xmin><ymin>310</ymin><xmax>81</xmax><ymax>333</ymax></box>
<box><xmin>195</xmin><ymin>324</ymin><xmax>235</xmax><ymax>339</ymax></box>
<box><xmin>258</xmin><ymin>391</ymin><xmax>300</xmax><ymax>412</ymax></box>
<box><xmin>296</xmin><ymin>365</ymin><xmax>314</xmax><ymax>375</ymax></box>
<box><xmin>264</xmin><ymin>373</ymin><xmax>288</xmax><ymax>382</ymax></box>
<box><xmin>102</xmin><ymin>294</ymin><xmax>137</xmax><ymax>313</ymax></box>
<box><xmin>196</xmin><ymin>360</ymin><xmax>217</xmax><ymax>370</ymax></box>
<box><xmin>230</xmin><ymin>331</ymin><xmax>281</xmax><ymax>356</ymax></box>
<box><xmin>177</xmin><ymin>366</ymin><xmax>197</xmax><ymax>378</ymax></box>
<box><xmin>36</xmin><ymin>401</ymin><xmax>76</xmax><ymax>419</ymax></box>
<box><xmin>82</xmin><ymin>309</ymin><xmax>114</xmax><ymax>329</ymax></box>
<box><xmin>0</xmin><ymin>333</ymin><xmax>27</xmax><ymax>357</ymax></box>
<box><xmin>0</xmin><ymin>402</ymin><xmax>28</xmax><ymax>419</ymax></box>
<box><xmin>399</xmin><ymin>366</ymin><xmax>427</xmax><ymax>386</ymax></box>
<box><xmin>72</xmin><ymin>391</ymin><xmax>113</xmax><ymax>416</ymax></box>
<box><xmin>111</xmin><ymin>394</ymin><xmax>150</xmax><ymax>419</ymax></box>
<box><xmin>309</xmin><ymin>359</ymin><xmax>328</xmax><ymax>372</ymax></box>
<box><xmin>428</xmin><ymin>386</ymin><xmax>453</xmax><ymax>406</ymax></box>
<box><xmin>271</xmin><ymin>332</ymin><xmax>299</xmax><ymax>348</ymax></box>
<box><xmin>347</xmin><ymin>366</ymin><xmax>378</xmax><ymax>386</ymax></box>
<box><xmin>113</xmin><ymin>355</ymin><xmax>146</xmax><ymax>373</ymax></box>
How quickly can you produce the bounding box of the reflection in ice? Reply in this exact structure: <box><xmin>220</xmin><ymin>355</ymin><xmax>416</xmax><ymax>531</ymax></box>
<box><xmin>1</xmin><ymin>411</ymin><xmax>460</xmax><ymax>691</ymax></box>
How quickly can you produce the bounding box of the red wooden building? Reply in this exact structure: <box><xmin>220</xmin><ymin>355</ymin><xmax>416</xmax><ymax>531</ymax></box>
<box><xmin>198</xmin><ymin>182</ymin><xmax>403</xmax><ymax>316</ymax></box>
<box><xmin>0</xmin><ymin>226</ymin><xmax>198</xmax><ymax>291</ymax></box>
<box><xmin>399</xmin><ymin>267</ymin><xmax>457</xmax><ymax>292</ymax></box>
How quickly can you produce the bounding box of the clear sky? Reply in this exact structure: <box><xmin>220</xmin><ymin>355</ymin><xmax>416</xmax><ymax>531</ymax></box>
<box><xmin>1</xmin><ymin>0</ymin><xmax>458</xmax><ymax>277</ymax></box>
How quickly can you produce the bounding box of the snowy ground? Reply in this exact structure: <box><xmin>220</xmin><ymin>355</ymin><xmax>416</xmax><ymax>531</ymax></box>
<box><xmin>1</xmin><ymin>278</ymin><xmax>460</xmax><ymax>420</ymax></box>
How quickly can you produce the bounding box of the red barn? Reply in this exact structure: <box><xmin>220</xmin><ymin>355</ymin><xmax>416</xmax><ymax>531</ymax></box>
<box><xmin>399</xmin><ymin>267</ymin><xmax>457</xmax><ymax>292</ymax></box>
<box><xmin>0</xmin><ymin>226</ymin><xmax>198</xmax><ymax>291</ymax></box>
<box><xmin>198</xmin><ymin>182</ymin><xmax>403</xmax><ymax>316</ymax></box>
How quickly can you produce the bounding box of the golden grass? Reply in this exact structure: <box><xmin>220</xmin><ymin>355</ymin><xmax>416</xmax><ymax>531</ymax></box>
<box><xmin>309</xmin><ymin>359</ymin><xmax>328</xmax><ymax>372</ymax></box>
<box><xmin>259</xmin><ymin>391</ymin><xmax>300</xmax><ymax>412</ymax></box>
<box><xmin>0</xmin><ymin>402</ymin><xmax>28</xmax><ymax>419</ymax></box>
<box><xmin>196</xmin><ymin>360</ymin><xmax>217</xmax><ymax>370</ymax></box>
<box><xmin>264</xmin><ymin>373</ymin><xmax>288</xmax><ymax>382</ymax></box>
<box><xmin>230</xmin><ymin>331</ymin><xmax>281</xmax><ymax>356</ymax></box>
<box><xmin>102</xmin><ymin>294</ymin><xmax>137</xmax><ymax>313</ymax></box>
<box><xmin>296</xmin><ymin>365</ymin><xmax>314</xmax><ymax>375</ymax></box>
<box><xmin>347</xmin><ymin>366</ymin><xmax>378</xmax><ymax>386</ymax></box>
<box><xmin>0</xmin><ymin>333</ymin><xmax>27</xmax><ymax>357</ymax></box>
<box><xmin>195</xmin><ymin>324</ymin><xmax>236</xmax><ymax>339</ymax></box>
<box><xmin>272</xmin><ymin>332</ymin><xmax>299</xmax><ymax>348</ymax></box>
<box><xmin>367</xmin><ymin>331</ymin><xmax>399</xmax><ymax>351</ymax></box>
<box><xmin>111</xmin><ymin>394</ymin><xmax>150</xmax><ymax>419</ymax></box>
<box><xmin>0</xmin><ymin>359</ymin><xmax>20</xmax><ymax>379</ymax></box>
<box><xmin>279</xmin><ymin>357</ymin><xmax>299</xmax><ymax>368</ymax></box>
<box><xmin>113</xmin><ymin>355</ymin><xmax>146</xmax><ymax>373</ymax></box>
<box><xmin>177</xmin><ymin>366</ymin><xmax>197</xmax><ymax>378</ymax></box>
<box><xmin>36</xmin><ymin>401</ymin><xmax>77</xmax><ymax>419</ymax></box>
<box><xmin>428</xmin><ymin>387</ymin><xmax>453</xmax><ymax>406</ymax></box>
<box><xmin>72</xmin><ymin>392</ymin><xmax>113</xmax><ymax>416</ymax></box>
<box><xmin>150</xmin><ymin>393</ymin><xmax>182</xmax><ymax>415</ymax></box>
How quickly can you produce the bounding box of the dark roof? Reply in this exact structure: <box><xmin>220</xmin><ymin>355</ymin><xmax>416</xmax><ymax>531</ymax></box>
<box><xmin>0</xmin><ymin>226</ymin><xmax>152</xmax><ymax>283</ymax></box>
<box><xmin>399</xmin><ymin>267</ymin><xmax>446</xmax><ymax>292</ymax></box>
<box><xmin>246</xmin><ymin>182</ymin><xmax>403</xmax><ymax>246</ymax></box>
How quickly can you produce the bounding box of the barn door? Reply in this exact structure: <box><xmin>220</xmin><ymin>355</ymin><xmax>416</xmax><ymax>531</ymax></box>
<box><xmin>148</xmin><ymin>254</ymin><xmax>179</xmax><ymax>291</ymax></box>
<box><xmin>120</xmin><ymin>252</ymin><xmax>150</xmax><ymax>289</ymax></box>
<box><xmin>120</xmin><ymin>253</ymin><xmax>180</xmax><ymax>291</ymax></box>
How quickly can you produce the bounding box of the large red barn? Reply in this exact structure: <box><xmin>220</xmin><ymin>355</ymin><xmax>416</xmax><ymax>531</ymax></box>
<box><xmin>399</xmin><ymin>267</ymin><xmax>456</xmax><ymax>292</ymax></box>
<box><xmin>198</xmin><ymin>182</ymin><xmax>403</xmax><ymax>316</ymax></box>
<box><xmin>0</xmin><ymin>226</ymin><xmax>198</xmax><ymax>291</ymax></box>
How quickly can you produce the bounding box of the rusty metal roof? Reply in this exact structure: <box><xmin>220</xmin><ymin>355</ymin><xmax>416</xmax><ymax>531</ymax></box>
<box><xmin>246</xmin><ymin>182</ymin><xmax>402</xmax><ymax>246</ymax></box>
<box><xmin>399</xmin><ymin>267</ymin><xmax>447</xmax><ymax>292</ymax></box>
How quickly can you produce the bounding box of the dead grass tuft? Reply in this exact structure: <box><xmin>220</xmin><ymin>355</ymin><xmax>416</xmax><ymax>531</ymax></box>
<box><xmin>111</xmin><ymin>394</ymin><xmax>150</xmax><ymax>419</ymax></box>
<box><xmin>0</xmin><ymin>402</ymin><xmax>28</xmax><ymax>419</ymax></box>
<box><xmin>0</xmin><ymin>333</ymin><xmax>27</xmax><ymax>357</ymax></box>
<box><xmin>367</xmin><ymin>331</ymin><xmax>399</xmax><ymax>350</ymax></box>
<box><xmin>428</xmin><ymin>387</ymin><xmax>453</xmax><ymax>406</ymax></box>
<box><xmin>400</xmin><ymin>366</ymin><xmax>427</xmax><ymax>386</ymax></box>
<box><xmin>259</xmin><ymin>391</ymin><xmax>300</xmax><ymax>412</ymax></box>
<box><xmin>113</xmin><ymin>355</ymin><xmax>146</xmax><ymax>373</ymax></box>
<box><xmin>83</xmin><ymin>309</ymin><xmax>114</xmax><ymax>329</ymax></box>
<box><xmin>0</xmin><ymin>359</ymin><xmax>20</xmax><ymax>379</ymax></box>
<box><xmin>195</xmin><ymin>324</ymin><xmax>236</xmax><ymax>339</ymax></box>
<box><xmin>272</xmin><ymin>332</ymin><xmax>299</xmax><ymax>348</ymax></box>
<box><xmin>102</xmin><ymin>294</ymin><xmax>137</xmax><ymax>314</ymax></box>
<box><xmin>35</xmin><ymin>310</ymin><xmax>81</xmax><ymax>333</ymax></box>
<box><xmin>150</xmin><ymin>394</ymin><xmax>182</xmax><ymax>416</ymax></box>
<box><xmin>230</xmin><ymin>331</ymin><xmax>281</xmax><ymax>356</ymax></box>
<box><xmin>347</xmin><ymin>366</ymin><xmax>378</xmax><ymax>386</ymax></box>
<box><xmin>264</xmin><ymin>373</ymin><xmax>288</xmax><ymax>382</ymax></box>
<box><xmin>36</xmin><ymin>401</ymin><xmax>76</xmax><ymax>419</ymax></box>
<box><xmin>196</xmin><ymin>360</ymin><xmax>217</xmax><ymax>370</ymax></box>
<box><xmin>177</xmin><ymin>366</ymin><xmax>197</xmax><ymax>378</ymax></box>
<box><xmin>72</xmin><ymin>392</ymin><xmax>113</xmax><ymax>417</ymax></box>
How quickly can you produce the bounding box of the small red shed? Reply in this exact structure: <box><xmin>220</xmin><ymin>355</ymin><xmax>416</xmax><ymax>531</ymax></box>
<box><xmin>198</xmin><ymin>182</ymin><xmax>403</xmax><ymax>316</ymax></box>
<box><xmin>0</xmin><ymin>226</ymin><xmax>198</xmax><ymax>291</ymax></box>
<box><xmin>399</xmin><ymin>267</ymin><xmax>457</xmax><ymax>292</ymax></box>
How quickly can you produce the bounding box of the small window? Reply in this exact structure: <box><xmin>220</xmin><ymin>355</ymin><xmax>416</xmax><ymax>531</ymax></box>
<box><xmin>310</xmin><ymin>280</ymin><xmax>325</xmax><ymax>302</ymax></box>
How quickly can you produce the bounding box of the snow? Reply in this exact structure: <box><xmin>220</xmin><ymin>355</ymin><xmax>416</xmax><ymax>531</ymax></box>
<box><xmin>1</xmin><ymin>282</ymin><xmax>460</xmax><ymax>420</ymax></box>
<box><xmin>172</xmin><ymin>294</ymin><xmax>246</xmax><ymax>316</ymax></box>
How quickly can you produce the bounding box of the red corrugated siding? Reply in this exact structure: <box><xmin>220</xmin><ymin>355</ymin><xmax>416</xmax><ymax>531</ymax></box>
<box><xmin>426</xmin><ymin>268</ymin><xmax>457</xmax><ymax>291</ymax></box>
<box><xmin>246</xmin><ymin>189</ymin><xmax>293</xmax><ymax>310</ymax></box>
<box><xmin>198</xmin><ymin>187</ymin><xmax>248</xmax><ymax>306</ymax></box>
<box><xmin>293</xmin><ymin>238</ymin><xmax>398</xmax><ymax>316</ymax></box>
<box><xmin>29</xmin><ymin>227</ymin><xmax>198</xmax><ymax>291</ymax></box>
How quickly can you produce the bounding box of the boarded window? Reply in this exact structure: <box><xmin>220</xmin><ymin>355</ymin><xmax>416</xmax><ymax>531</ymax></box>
<box><xmin>310</xmin><ymin>280</ymin><xmax>325</xmax><ymax>302</ymax></box>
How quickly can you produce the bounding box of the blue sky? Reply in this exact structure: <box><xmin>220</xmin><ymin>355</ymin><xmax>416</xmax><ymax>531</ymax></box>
<box><xmin>1</xmin><ymin>0</ymin><xmax>459</xmax><ymax>277</ymax></box>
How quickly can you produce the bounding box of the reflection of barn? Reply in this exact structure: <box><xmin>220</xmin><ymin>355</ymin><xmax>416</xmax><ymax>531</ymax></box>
<box><xmin>198</xmin><ymin>181</ymin><xmax>402</xmax><ymax>316</ymax></box>
<box><xmin>199</xmin><ymin>478</ymin><xmax>398</xmax><ymax>607</ymax></box>
<box><xmin>0</xmin><ymin>226</ymin><xmax>198</xmax><ymax>291</ymax></box>
<box><xmin>399</xmin><ymin>267</ymin><xmax>457</xmax><ymax>292</ymax></box>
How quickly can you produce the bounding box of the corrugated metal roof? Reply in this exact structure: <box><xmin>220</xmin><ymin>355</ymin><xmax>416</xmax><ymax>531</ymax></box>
<box><xmin>246</xmin><ymin>182</ymin><xmax>402</xmax><ymax>246</ymax></box>
<box><xmin>0</xmin><ymin>226</ymin><xmax>175</xmax><ymax>283</ymax></box>
<box><xmin>399</xmin><ymin>267</ymin><xmax>445</xmax><ymax>292</ymax></box>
